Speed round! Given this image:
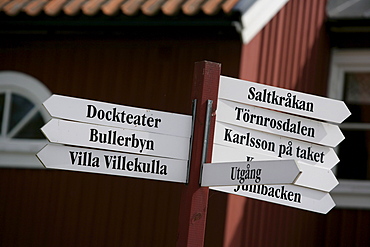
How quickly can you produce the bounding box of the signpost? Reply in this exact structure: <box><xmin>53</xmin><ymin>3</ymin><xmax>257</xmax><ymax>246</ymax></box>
<box><xmin>176</xmin><ymin>61</ymin><xmax>221</xmax><ymax>247</ymax></box>
<box><xmin>37</xmin><ymin>64</ymin><xmax>351</xmax><ymax>246</ymax></box>
<box><xmin>201</xmin><ymin>159</ymin><xmax>300</xmax><ymax>187</ymax></box>
<box><xmin>37</xmin><ymin>61</ymin><xmax>221</xmax><ymax>247</ymax></box>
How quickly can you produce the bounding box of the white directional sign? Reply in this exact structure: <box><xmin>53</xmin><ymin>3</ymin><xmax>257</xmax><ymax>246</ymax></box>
<box><xmin>214</xmin><ymin>122</ymin><xmax>339</xmax><ymax>169</ymax></box>
<box><xmin>216</xmin><ymin>99</ymin><xmax>344</xmax><ymax>147</ymax></box>
<box><xmin>43</xmin><ymin>94</ymin><xmax>192</xmax><ymax>138</ymax></box>
<box><xmin>212</xmin><ymin>144</ymin><xmax>338</xmax><ymax>192</ymax></box>
<box><xmin>37</xmin><ymin>144</ymin><xmax>188</xmax><ymax>183</ymax></box>
<box><xmin>211</xmin><ymin>144</ymin><xmax>336</xmax><ymax>213</ymax></box>
<box><xmin>212</xmin><ymin>184</ymin><xmax>335</xmax><ymax>214</ymax></box>
<box><xmin>41</xmin><ymin>119</ymin><xmax>190</xmax><ymax>160</ymax></box>
<box><xmin>201</xmin><ymin>159</ymin><xmax>300</xmax><ymax>187</ymax></box>
<box><xmin>294</xmin><ymin>162</ymin><xmax>338</xmax><ymax>192</ymax></box>
<box><xmin>219</xmin><ymin>76</ymin><xmax>351</xmax><ymax>123</ymax></box>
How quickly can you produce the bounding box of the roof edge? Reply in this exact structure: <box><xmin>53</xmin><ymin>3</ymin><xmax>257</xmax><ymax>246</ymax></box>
<box><xmin>237</xmin><ymin>0</ymin><xmax>289</xmax><ymax>44</ymax></box>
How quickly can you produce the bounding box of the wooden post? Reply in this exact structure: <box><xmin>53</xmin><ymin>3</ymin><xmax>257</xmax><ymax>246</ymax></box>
<box><xmin>176</xmin><ymin>61</ymin><xmax>221</xmax><ymax>247</ymax></box>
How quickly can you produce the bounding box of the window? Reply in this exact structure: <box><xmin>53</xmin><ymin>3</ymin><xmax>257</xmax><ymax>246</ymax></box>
<box><xmin>0</xmin><ymin>71</ymin><xmax>51</xmax><ymax>168</ymax></box>
<box><xmin>328</xmin><ymin>50</ymin><xmax>370</xmax><ymax>209</ymax></box>
<box><xmin>337</xmin><ymin>72</ymin><xmax>370</xmax><ymax>180</ymax></box>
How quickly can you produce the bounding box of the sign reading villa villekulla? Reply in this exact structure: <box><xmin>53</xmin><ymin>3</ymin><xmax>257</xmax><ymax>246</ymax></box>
<box><xmin>37</xmin><ymin>144</ymin><xmax>188</xmax><ymax>183</ymax></box>
<box><xmin>38</xmin><ymin>94</ymin><xmax>192</xmax><ymax>184</ymax></box>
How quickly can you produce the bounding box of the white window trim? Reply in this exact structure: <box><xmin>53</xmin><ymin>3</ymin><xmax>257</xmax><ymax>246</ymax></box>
<box><xmin>0</xmin><ymin>71</ymin><xmax>51</xmax><ymax>168</ymax></box>
<box><xmin>328</xmin><ymin>49</ymin><xmax>370</xmax><ymax>209</ymax></box>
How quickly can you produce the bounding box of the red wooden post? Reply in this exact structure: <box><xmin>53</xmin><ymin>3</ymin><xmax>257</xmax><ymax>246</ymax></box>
<box><xmin>176</xmin><ymin>61</ymin><xmax>221</xmax><ymax>247</ymax></box>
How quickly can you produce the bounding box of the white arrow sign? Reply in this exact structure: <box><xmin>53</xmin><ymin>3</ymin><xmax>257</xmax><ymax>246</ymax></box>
<box><xmin>219</xmin><ymin>76</ymin><xmax>351</xmax><ymax>123</ymax></box>
<box><xmin>41</xmin><ymin>119</ymin><xmax>190</xmax><ymax>160</ymax></box>
<box><xmin>216</xmin><ymin>99</ymin><xmax>344</xmax><ymax>147</ymax></box>
<box><xmin>201</xmin><ymin>160</ymin><xmax>301</xmax><ymax>187</ymax></box>
<box><xmin>43</xmin><ymin>94</ymin><xmax>192</xmax><ymax>138</ymax></box>
<box><xmin>211</xmin><ymin>144</ymin><xmax>336</xmax><ymax>213</ymax></box>
<box><xmin>37</xmin><ymin>144</ymin><xmax>188</xmax><ymax>183</ymax></box>
<box><xmin>212</xmin><ymin>144</ymin><xmax>338</xmax><ymax>192</ymax></box>
<box><xmin>214</xmin><ymin>122</ymin><xmax>339</xmax><ymax>169</ymax></box>
<box><xmin>211</xmin><ymin>184</ymin><xmax>335</xmax><ymax>214</ymax></box>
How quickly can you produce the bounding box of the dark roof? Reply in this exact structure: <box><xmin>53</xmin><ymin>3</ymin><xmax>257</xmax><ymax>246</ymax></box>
<box><xmin>0</xmin><ymin>0</ymin><xmax>240</xmax><ymax>17</ymax></box>
<box><xmin>327</xmin><ymin>0</ymin><xmax>370</xmax><ymax>19</ymax></box>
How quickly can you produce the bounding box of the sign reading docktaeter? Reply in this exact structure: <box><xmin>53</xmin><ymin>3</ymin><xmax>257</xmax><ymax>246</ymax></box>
<box><xmin>209</xmin><ymin>75</ymin><xmax>351</xmax><ymax>214</ymax></box>
<box><xmin>43</xmin><ymin>94</ymin><xmax>192</xmax><ymax>137</ymax></box>
<box><xmin>37</xmin><ymin>95</ymin><xmax>192</xmax><ymax>184</ymax></box>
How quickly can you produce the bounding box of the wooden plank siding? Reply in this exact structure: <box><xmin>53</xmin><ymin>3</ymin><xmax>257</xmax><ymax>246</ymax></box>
<box><xmin>224</xmin><ymin>0</ymin><xmax>370</xmax><ymax>247</ymax></box>
<box><xmin>239</xmin><ymin>0</ymin><xmax>330</xmax><ymax>96</ymax></box>
<box><xmin>0</xmin><ymin>34</ymin><xmax>241</xmax><ymax>246</ymax></box>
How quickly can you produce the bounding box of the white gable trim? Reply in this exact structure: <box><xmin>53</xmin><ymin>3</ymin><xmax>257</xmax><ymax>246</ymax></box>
<box><xmin>239</xmin><ymin>0</ymin><xmax>289</xmax><ymax>44</ymax></box>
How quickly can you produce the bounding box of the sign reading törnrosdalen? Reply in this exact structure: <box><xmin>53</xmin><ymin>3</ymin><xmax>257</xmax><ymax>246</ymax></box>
<box><xmin>37</xmin><ymin>144</ymin><xmax>188</xmax><ymax>183</ymax></box>
<box><xmin>216</xmin><ymin>99</ymin><xmax>344</xmax><ymax>147</ymax></box>
<box><xmin>219</xmin><ymin>76</ymin><xmax>350</xmax><ymax>123</ymax></box>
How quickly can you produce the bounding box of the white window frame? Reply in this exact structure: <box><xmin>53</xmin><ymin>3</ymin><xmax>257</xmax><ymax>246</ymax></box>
<box><xmin>328</xmin><ymin>49</ymin><xmax>370</xmax><ymax>209</ymax></box>
<box><xmin>0</xmin><ymin>71</ymin><xmax>51</xmax><ymax>168</ymax></box>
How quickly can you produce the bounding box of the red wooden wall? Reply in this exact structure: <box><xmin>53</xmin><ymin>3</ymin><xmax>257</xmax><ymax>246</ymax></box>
<box><xmin>224</xmin><ymin>0</ymin><xmax>370</xmax><ymax>246</ymax></box>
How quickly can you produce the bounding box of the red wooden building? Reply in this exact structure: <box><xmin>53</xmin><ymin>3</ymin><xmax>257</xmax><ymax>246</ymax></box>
<box><xmin>1</xmin><ymin>0</ymin><xmax>369</xmax><ymax>246</ymax></box>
